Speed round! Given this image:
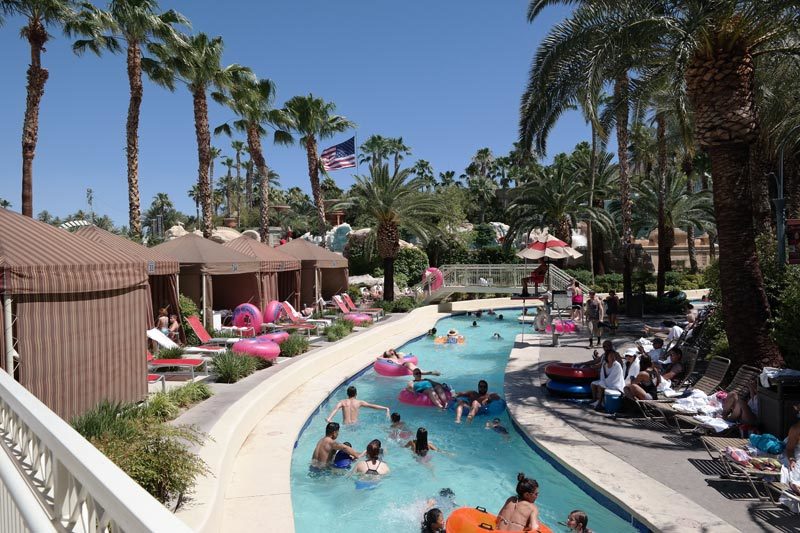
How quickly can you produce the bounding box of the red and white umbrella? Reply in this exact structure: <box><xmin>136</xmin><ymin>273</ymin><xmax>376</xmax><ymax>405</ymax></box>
<box><xmin>516</xmin><ymin>234</ymin><xmax>583</xmax><ymax>260</ymax></box>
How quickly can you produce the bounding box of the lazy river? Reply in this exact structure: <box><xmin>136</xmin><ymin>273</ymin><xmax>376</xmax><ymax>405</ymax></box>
<box><xmin>290</xmin><ymin>311</ymin><xmax>641</xmax><ymax>532</ymax></box>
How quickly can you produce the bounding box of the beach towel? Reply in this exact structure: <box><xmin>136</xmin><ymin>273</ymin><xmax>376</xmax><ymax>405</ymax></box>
<box><xmin>750</xmin><ymin>433</ymin><xmax>785</xmax><ymax>455</ymax></box>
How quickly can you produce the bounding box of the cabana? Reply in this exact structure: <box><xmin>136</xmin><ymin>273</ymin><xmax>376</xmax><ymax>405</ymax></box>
<box><xmin>0</xmin><ymin>209</ymin><xmax>149</xmax><ymax>420</ymax></box>
<box><xmin>279</xmin><ymin>239</ymin><xmax>349</xmax><ymax>308</ymax></box>
<box><xmin>223</xmin><ymin>236</ymin><xmax>302</xmax><ymax>309</ymax></box>
<box><xmin>153</xmin><ymin>234</ymin><xmax>261</xmax><ymax>328</ymax></box>
<box><xmin>75</xmin><ymin>225</ymin><xmax>185</xmax><ymax>341</ymax></box>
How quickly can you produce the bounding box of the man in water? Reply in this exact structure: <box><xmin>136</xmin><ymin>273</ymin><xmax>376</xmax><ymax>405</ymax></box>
<box><xmin>326</xmin><ymin>385</ymin><xmax>390</xmax><ymax>424</ymax></box>
<box><xmin>311</xmin><ymin>422</ymin><xmax>363</xmax><ymax>471</ymax></box>
<box><xmin>454</xmin><ymin>380</ymin><xmax>501</xmax><ymax>423</ymax></box>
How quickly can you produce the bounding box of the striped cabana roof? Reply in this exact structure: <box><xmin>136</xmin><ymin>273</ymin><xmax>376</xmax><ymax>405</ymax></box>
<box><xmin>223</xmin><ymin>236</ymin><xmax>301</xmax><ymax>272</ymax></box>
<box><xmin>75</xmin><ymin>225</ymin><xmax>179</xmax><ymax>276</ymax></box>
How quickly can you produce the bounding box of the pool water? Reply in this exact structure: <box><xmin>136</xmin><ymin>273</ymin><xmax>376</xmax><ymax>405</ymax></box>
<box><xmin>290</xmin><ymin>312</ymin><xmax>640</xmax><ymax>532</ymax></box>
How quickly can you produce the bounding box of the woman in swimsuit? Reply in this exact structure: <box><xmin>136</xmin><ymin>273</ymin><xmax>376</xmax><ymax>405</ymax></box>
<box><xmin>496</xmin><ymin>473</ymin><xmax>540</xmax><ymax>531</ymax></box>
<box><xmin>405</xmin><ymin>427</ymin><xmax>439</xmax><ymax>457</ymax></box>
<box><xmin>407</xmin><ymin>369</ymin><xmax>449</xmax><ymax>409</ymax></box>
<box><xmin>623</xmin><ymin>355</ymin><xmax>661</xmax><ymax>401</ymax></box>
<box><xmin>354</xmin><ymin>439</ymin><xmax>390</xmax><ymax>476</ymax></box>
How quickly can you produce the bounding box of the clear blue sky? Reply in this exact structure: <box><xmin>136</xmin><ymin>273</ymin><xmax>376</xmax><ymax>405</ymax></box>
<box><xmin>0</xmin><ymin>1</ymin><xmax>587</xmax><ymax>225</ymax></box>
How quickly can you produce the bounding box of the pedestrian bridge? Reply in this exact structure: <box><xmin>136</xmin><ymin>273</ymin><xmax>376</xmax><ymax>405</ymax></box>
<box><xmin>416</xmin><ymin>263</ymin><xmax>590</xmax><ymax>305</ymax></box>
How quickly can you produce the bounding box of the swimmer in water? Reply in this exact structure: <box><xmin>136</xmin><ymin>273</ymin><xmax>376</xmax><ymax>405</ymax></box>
<box><xmin>310</xmin><ymin>422</ymin><xmax>363</xmax><ymax>472</ymax></box>
<box><xmin>326</xmin><ymin>386</ymin><xmax>390</xmax><ymax>424</ymax></box>
<box><xmin>492</xmin><ymin>332</ymin><xmax>502</xmax><ymax>339</ymax></box>
<box><xmin>485</xmin><ymin>417</ymin><xmax>509</xmax><ymax>435</ymax></box>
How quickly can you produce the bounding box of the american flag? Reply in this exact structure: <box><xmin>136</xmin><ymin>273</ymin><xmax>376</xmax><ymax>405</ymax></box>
<box><xmin>320</xmin><ymin>137</ymin><xmax>357</xmax><ymax>171</ymax></box>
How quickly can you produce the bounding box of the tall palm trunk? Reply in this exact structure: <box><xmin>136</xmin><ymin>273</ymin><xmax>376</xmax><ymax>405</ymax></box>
<box><xmin>378</xmin><ymin>221</ymin><xmax>400</xmax><ymax>301</ymax></box>
<box><xmin>126</xmin><ymin>41</ymin><xmax>143</xmax><ymax>238</ymax></box>
<box><xmin>192</xmin><ymin>87</ymin><xmax>213</xmax><ymax>238</ymax></box>
<box><xmin>245</xmin><ymin>160</ymin><xmax>253</xmax><ymax>208</ymax></box>
<box><xmin>247</xmin><ymin>125</ymin><xmax>271</xmax><ymax>243</ymax></box>
<box><xmin>687</xmin><ymin>45</ymin><xmax>782</xmax><ymax>368</ymax></box>
<box><xmin>788</xmin><ymin>156</ymin><xmax>800</xmax><ymax>219</ymax></box>
<box><xmin>224</xmin><ymin>168</ymin><xmax>233</xmax><ymax>217</ymax></box>
<box><xmin>304</xmin><ymin>136</ymin><xmax>327</xmax><ymax>241</ymax></box>
<box><xmin>586</xmin><ymin>123</ymin><xmax>597</xmax><ymax>282</ymax></box>
<box><xmin>615</xmin><ymin>76</ymin><xmax>634</xmax><ymax>309</ymax></box>
<box><xmin>21</xmin><ymin>18</ymin><xmax>49</xmax><ymax>218</ymax></box>
<box><xmin>656</xmin><ymin>113</ymin><xmax>668</xmax><ymax>297</ymax></box>
<box><xmin>235</xmin><ymin>149</ymin><xmax>242</xmax><ymax>224</ymax></box>
<box><xmin>683</xmin><ymin>156</ymin><xmax>699</xmax><ymax>273</ymax></box>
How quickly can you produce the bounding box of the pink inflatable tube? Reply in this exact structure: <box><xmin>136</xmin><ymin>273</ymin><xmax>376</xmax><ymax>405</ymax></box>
<box><xmin>398</xmin><ymin>387</ymin><xmax>452</xmax><ymax>407</ymax></box>
<box><xmin>342</xmin><ymin>313</ymin><xmax>373</xmax><ymax>326</ymax></box>
<box><xmin>256</xmin><ymin>332</ymin><xmax>289</xmax><ymax>344</ymax></box>
<box><xmin>232</xmin><ymin>339</ymin><xmax>280</xmax><ymax>360</ymax></box>
<box><xmin>263</xmin><ymin>300</ymin><xmax>283</xmax><ymax>324</ymax></box>
<box><xmin>424</xmin><ymin>267</ymin><xmax>444</xmax><ymax>291</ymax></box>
<box><xmin>545</xmin><ymin>319</ymin><xmax>578</xmax><ymax>334</ymax></box>
<box><xmin>232</xmin><ymin>303</ymin><xmax>263</xmax><ymax>329</ymax></box>
<box><xmin>373</xmin><ymin>355</ymin><xmax>419</xmax><ymax>377</ymax></box>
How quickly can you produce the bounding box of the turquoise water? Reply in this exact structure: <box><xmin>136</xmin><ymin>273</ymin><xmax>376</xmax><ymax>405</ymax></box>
<box><xmin>290</xmin><ymin>312</ymin><xmax>639</xmax><ymax>532</ymax></box>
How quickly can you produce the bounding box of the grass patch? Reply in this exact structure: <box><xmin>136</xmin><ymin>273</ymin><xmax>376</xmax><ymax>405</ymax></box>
<box><xmin>324</xmin><ymin>321</ymin><xmax>350</xmax><ymax>342</ymax></box>
<box><xmin>154</xmin><ymin>347</ymin><xmax>184</xmax><ymax>359</ymax></box>
<box><xmin>167</xmin><ymin>381</ymin><xmax>213</xmax><ymax>407</ymax></box>
<box><xmin>280</xmin><ymin>334</ymin><xmax>310</xmax><ymax>357</ymax></box>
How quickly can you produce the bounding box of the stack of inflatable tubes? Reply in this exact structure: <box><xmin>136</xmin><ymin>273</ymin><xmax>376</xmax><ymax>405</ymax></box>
<box><xmin>446</xmin><ymin>507</ymin><xmax>553</xmax><ymax>533</ymax></box>
<box><xmin>232</xmin><ymin>303</ymin><xmax>263</xmax><ymax>329</ymax></box>
<box><xmin>544</xmin><ymin>362</ymin><xmax>598</xmax><ymax>398</ymax></box>
<box><xmin>231</xmin><ymin>338</ymin><xmax>280</xmax><ymax>360</ymax></box>
<box><xmin>373</xmin><ymin>355</ymin><xmax>419</xmax><ymax>377</ymax></box>
<box><xmin>263</xmin><ymin>300</ymin><xmax>283</xmax><ymax>324</ymax></box>
<box><xmin>447</xmin><ymin>398</ymin><xmax>507</xmax><ymax>416</ymax></box>
<box><xmin>256</xmin><ymin>331</ymin><xmax>289</xmax><ymax>344</ymax></box>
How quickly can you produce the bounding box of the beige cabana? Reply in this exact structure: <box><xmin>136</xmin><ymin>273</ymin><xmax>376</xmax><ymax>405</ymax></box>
<box><xmin>0</xmin><ymin>209</ymin><xmax>149</xmax><ymax>420</ymax></box>
<box><xmin>279</xmin><ymin>239</ymin><xmax>349</xmax><ymax>308</ymax></box>
<box><xmin>223</xmin><ymin>236</ymin><xmax>302</xmax><ymax>309</ymax></box>
<box><xmin>75</xmin><ymin>225</ymin><xmax>185</xmax><ymax>341</ymax></box>
<box><xmin>153</xmin><ymin>234</ymin><xmax>261</xmax><ymax>328</ymax></box>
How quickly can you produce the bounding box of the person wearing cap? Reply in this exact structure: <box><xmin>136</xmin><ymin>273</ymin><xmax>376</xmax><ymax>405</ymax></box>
<box><xmin>585</xmin><ymin>290</ymin><xmax>605</xmax><ymax>347</ymax></box>
<box><xmin>622</xmin><ymin>348</ymin><xmax>640</xmax><ymax>382</ymax></box>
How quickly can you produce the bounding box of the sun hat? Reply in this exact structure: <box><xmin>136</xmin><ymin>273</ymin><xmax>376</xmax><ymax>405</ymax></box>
<box><xmin>623</xmin><ymin>348</ymin><xmax>638</xmax><ymax>357</ymax></box>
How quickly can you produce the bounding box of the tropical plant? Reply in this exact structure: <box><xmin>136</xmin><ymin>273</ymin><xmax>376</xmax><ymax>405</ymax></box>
<box><xmin>67</xmin><ymin>0</ymin><xmax>187</xmax><ymax>239</ymax></box>
<box><xmin>466</xmin><ymin>174</ymin><xmax>497</xmax><ymax>224</ymax></box>
<box><xmin>145</xmin><ymin>32</ymin><xmax>250</xmax><ymax>237</ymax></box>
<box><xmin>279</xmin><ymin>334</ymin><xmax>310</xmax><ymax>357</ymax></box>
<box><xmin>0</xmin><ymin>198</ymin><xmax>12</xmax><ymax>209</ymax></box>
<box><xmin>411</xmin><ymin>160</ymin><xmax>436</xmax><ymax>192</ymax></box>
<box><xmin>282</xmin><ymin>94</ymin><xmax>354</xmax><ymax>238</ymax></box>
<box><xmin>524</xmin><ymin>0</ymin><xmax>800</xmax><ymax>368</ymax></box>
<box><xmin>214</xmin><ymin>76</ymin><xmax>292</xmax><ymax>241</ymax></box>
<box><xmin>336</xmin><ymin>164</ymin><xmax>443</xmax><ymax>300</ymax></box>
<box><xmin>4</xmin><ymin>0</ymin><xmax>77</xmax><ymax>217</ymax></box>
<box><xmin>210</xmin><ymin>350</ymin><xmax>258</xmax><ymax>383</ymax></box>
<box><xmin>231</xmin><ymin>139</ymin><xmax>245</xmax><ymax>217</ymax></box>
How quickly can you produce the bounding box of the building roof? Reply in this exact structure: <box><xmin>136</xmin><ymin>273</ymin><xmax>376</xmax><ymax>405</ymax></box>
<box><xmin>75</xmin><ymin>225</ymin><xmax>179</xmax><ymax>276</ymax></box>
<box><xmin>278</xmin><ymin>238</ymin><xmax>349</xmax><ymax>269</ymax></box>
<box><xmin>152</xmin><ymin>234</ymin><xmax>261</xmax><ymax>275</ymax></box>
<box><xmin>223</xmin><ymin>236</ymin><xmax>301</xmax><ymax>272</ymax></box>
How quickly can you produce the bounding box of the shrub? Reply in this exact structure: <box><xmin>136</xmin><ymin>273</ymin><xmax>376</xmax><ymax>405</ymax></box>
<box><xmin>324</xmin><ymin>322</ymin><xmax>350</xmax><ymax>342</ymax></box>
<box><xmin>155</xmin><ymin>347</ymin><xmax>184</xmax><ymax>359</ymax></box>
<box><xmin>343</xmin><ymin>232</ymin><xmax>380</xmax><ymax>275</ymax></box>
<box><xmin>167</xmin><ymin>382</ymin><xmax>213</xmax><ymax>408</ymax></box>
<box><xmin>472</xmin><ymin>223</ymin><xmax>497</xmax><ymax>248</ymax></box>
<box><xmin>211</xmin><ymin>351</ymin><xmax>258</xmax><ymax>383</ymax></box>
<box><xmin>347</xmin><ymin>284</ymin><xmax>363</xmax><ymax>304</ymax></box>
<box><xmin>394</xmin><ymin>272</ymin><xmax>409</xmax><ymax>289</ymax></box>
<box><xmin>338</xmin><ymin>319</ymin><xmax>355</xmax><ymax>332</ymax></box>
<box><xmin>563</xmin><ymin>269</ymin><xmax>593</xmax><ymax>286</ymax></box>
<box><xmin>468</xmin><ymin>247</ymin><xmax>520</xmax><ymax>264</ymax></box>
<box><xmin>593</xmin><ymin>273</ymin><xmax>623</xmax><ymax>292</ymax></box>
<box><xmin>394</xmin><ymin>246</ymin><xmax>430</xmax><ymax>286</ymax></box>
<box><xmin>141</xmin><ymin>392</ymin><xmax>180</xmax><ymax>421</ymax></box>
<box><xmin>280</xmin><ymin>334</ymin><xmax>310</xmax><ymax>357</ymax></box>
<box><xmin>372</xmin><ymin>296</ymin><xmax>417</xmax><ymax>313</ymax></box>
<box><xmin>210</xmin><ymin>329</ymin><xmax>240</xmax><ymax>338</ymax></box>
<box><xmin>72</xmin><ymin>400</ymin><xmax>208</xmax><ymax>505</ymax></box>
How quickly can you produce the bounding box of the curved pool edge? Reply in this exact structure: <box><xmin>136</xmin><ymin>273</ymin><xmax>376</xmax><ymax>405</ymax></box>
<box><xmin>503</xmin><ymin>334</ymin><xmax>741</xmax><ymax>533</ymax></box>
<box><xmin>178</xmin><ymin>297</ymin><xmax>521</xmax><ymax>532</ymax></box>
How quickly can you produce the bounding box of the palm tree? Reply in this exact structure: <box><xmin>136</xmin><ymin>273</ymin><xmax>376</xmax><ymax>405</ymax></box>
<box><xmin>214</xmin><ymin>76</ymin><xmax>293</xmax><ymax>242</ymax></box>
<box><xmin>411</xmin><ymin>160</ymin><xmax>436</xmax><ymax>192</ymax></box>
<box><xmin>0</xmin><ymin>198</ymin><xmax>12</xmax><ymax>209</ymax></box>
<box><xmin>467</xmin><ymin>148</ymin><xmax>496</xmax><ymax>181</ymax></box>
<box><xmin>529</xmin><ymin>0</ymin><xmax>799</xmax><ymax>367</ymax></box>
<box><xmin>506</xmin><ymin>155</ymin><xmax>614</xmax><ymax>246</ymax></box>
<box><xmin>67</xmin><ymin>0</ymin><xmax>187</xmax><ymax>239</ymax></box>
<box><xmin>466</xmin><ymin>175</ymin><xmax>497</xmax><ymax>224</ymax></box>
<box><xmin>145</xmin><ymin>33</ymin><xmax>250</xmax><ymax>238</ymax></box>
<box><xmin>336</xmin><ymin>164</ymin><xmax>443</xmax><ymax>301</ymax></box>
<box><xmin>282</xmin><ymin>94</ymin><xmax>354</xmax><ymax>239</ymax></box>
<box><xmin>438</xmin><ymin>170</ymin><xmax>457</xmax><ymax>188</ymax></box>
<box><xmin>220</xmin><ymin>156</ymin><xmax>234</xmax><ymax>217</ymax></box>
<box><xmin>3</xmin><ymin>0</ymin><xmax>77</xmax><ymax>217</ymax></box>
<box><xmin>187</xmin><ymin>183</ymin><xmax>200</xmax><ymax>220</ymax></box>
<box><xmin>231</xmin><ymin>139</ymin><xmax>245</xmax><ymax>221</ymax></box>
<box><xmin>208</xmin><ymin>145</ymin><xmax>222</xmax><ymax>214</ymax></box>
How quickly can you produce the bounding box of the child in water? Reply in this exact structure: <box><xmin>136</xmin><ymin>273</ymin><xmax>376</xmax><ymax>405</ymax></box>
<box><xmin>492</xmin><ymin>332</ymin><xmax>502</xmax><ymax>339</ymax></box>
<box><xmin>485</xmin><ymin>417</ymin><xmax>509</xmax><ymax>435</ymax></box>
<box><xmin>566</xmin><ymin>510</ymin><xmax>592</xmax><ymax>532</ymax></box>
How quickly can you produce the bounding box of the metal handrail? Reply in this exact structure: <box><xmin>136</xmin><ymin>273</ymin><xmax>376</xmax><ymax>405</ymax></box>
<box><xmin>0</xmin><ymin>370</ymin><xmax>193</xmax><ymax>533</ymax></box>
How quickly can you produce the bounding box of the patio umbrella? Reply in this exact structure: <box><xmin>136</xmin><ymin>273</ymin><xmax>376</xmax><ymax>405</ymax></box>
<box><xmin>516</xmin><ymin>234</ymin><xmax>583</xmax><ymax>260</ymax></box>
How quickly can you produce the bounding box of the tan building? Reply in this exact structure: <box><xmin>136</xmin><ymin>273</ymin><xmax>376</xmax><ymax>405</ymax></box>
<box><xmin>636</xmin><ymin>228</ymin><xmax>712</xmax><ymax>270</ymax></box>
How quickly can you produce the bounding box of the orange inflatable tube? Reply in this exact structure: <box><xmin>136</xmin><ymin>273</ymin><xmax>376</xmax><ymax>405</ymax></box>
<box><xmin>446</xmin><ymin>507</ymin><xmax>553</xmax><ymax>533</ymax></box>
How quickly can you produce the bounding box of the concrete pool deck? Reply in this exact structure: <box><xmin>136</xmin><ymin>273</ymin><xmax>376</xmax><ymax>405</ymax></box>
<box><xmin>177</xmin><ymin>297</ymin><xmax>756</xmax><ymax>532</ymax></box>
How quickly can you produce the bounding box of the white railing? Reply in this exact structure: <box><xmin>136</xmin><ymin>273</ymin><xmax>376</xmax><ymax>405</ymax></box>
<box><xmin>0</xmin><ymin>370</ymin><xmax>193</xmax><ymax>533</ymax></box>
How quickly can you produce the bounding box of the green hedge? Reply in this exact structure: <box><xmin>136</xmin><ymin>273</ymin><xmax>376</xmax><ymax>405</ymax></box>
<box><xmin>562</xmin><ymin>269</ymin><xmax>707</xmax><ymax>293</ymax></box>
<box><xmin>280</xmin><ymin>334</ymin><xmax>310</xmax><ymax>357</ymax></box>
<box><xmin>210</xmin><ymin>351</ymin><xmax>258</xmax><ymax>383</ymax></box>
<box><xmin>373</xmin><ymin>296</ymin><xmax>417</xmax><ymax>313</ymax></box>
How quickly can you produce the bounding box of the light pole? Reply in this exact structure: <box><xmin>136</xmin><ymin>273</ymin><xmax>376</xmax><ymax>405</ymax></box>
<box><xmin>769</xmin><ymin>146</ymin><xmax>786</xmax><ymax>267</ymax></box>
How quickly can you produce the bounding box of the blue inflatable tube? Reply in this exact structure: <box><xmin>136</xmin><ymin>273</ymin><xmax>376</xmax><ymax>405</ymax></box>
<box><xmin>332</xmin><ymin>450</ymin><xmax>353</xmax><ymax>469</ymax></box>
<box><xmin>546</xmin><ymin>379</ymin><xmax>592</xmax><ymax>398</ymax></box>
<box><xmin>448</xmin><ymin>398</ymin><xmax>507</xmax><ymax>416</ymax></box>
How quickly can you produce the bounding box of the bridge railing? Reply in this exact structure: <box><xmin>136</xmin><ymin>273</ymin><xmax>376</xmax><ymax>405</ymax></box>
<box><xmin>0</xmin><ymin>369</ymin><xmax>193</xmax><ymax>533</ymax></box>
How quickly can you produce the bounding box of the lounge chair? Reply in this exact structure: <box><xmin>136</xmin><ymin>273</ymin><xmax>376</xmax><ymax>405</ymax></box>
<box><xmin>185</xmin><ymin>315</ymin><xmax>242</xmax><ymax>347</ymax></box>
<box><xmin>148</xmin><ymin>373</ymin><xmax>166</xmax><ymax>392</ymax></box>
<box><xmin>332</xmin><ymin>295</ymin><xmax>374</xmax><ymax>325</ymax></box>
<box><xmin>265</xmin><ymin>302</ymin><xmax>324</xmax><ymax>335</ymax></box>
<box><xmin>147</xmin><ymin>327</ymin><xmax>225</xmax><ymax>356</ymax></box>
<box><xmin>147</xmin><ymin>352</ymin><xmax>207</xmax><ymax>380</ymax></box>
<box><xmin>341</xmin><ymin>293</ymin><xmax>384</xmax><ymax>319</ymax></box>
<box><xmin>657</xmin><ymin>364</ymin><xmax>761</xmax><ymax>433</ymax></box>
<box><xmin>635</xmin><ymin>355</ymin><xmax>730</xmax><ymax>420</ymax></box>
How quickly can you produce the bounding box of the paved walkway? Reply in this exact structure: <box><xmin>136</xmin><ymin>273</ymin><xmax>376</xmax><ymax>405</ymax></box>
<box><xmin>517</xmin><ymin>317</ymin><xmax>798</xmax><ymax>533</ymax></box>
